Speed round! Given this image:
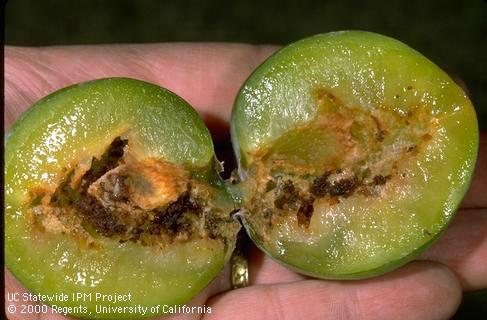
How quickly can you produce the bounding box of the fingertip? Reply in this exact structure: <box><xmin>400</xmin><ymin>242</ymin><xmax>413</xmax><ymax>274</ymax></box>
<box><xmin>420</xmin><ymin>209</ymin><xmax>487</xmax><ymax>290</ymax></box>
<box><xmin>204</xmin><ymin>261</ymin><xmax>462</xmax><ymax>320</ymax></box>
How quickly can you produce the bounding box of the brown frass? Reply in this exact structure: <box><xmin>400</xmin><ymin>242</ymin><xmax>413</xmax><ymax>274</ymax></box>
<box><xmin>29</xmin><ymin>137</ymin><xmax>236</xmax><ymax>247</ymax></box>
<box><xmin>242</xmin><ymin>86</ymin><xmax>436</xmax><ymax>233</ymax></box>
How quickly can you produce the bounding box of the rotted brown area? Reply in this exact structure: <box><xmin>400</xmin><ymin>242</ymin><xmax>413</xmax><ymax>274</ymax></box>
<box><xmin>271</xmin><ymin>179</ymin><xmax>316</xmax><ymax>228</ymax></box>
<box><xmin>76</xmin><ymin>194</ymin><xmax>127</xmax><ymax>237</ymax></box>
<box><xmin>31</xmin><ymin>136</ymin><xmax>232</xmax><ymax>247</ymax></box>
<box><xmin>272</xmin><ymin>172</ymin><xmax>359</xmax><ymax>228</ymax></box>
<box><xmin>149</xmin><ymin>191</ymin><xmax>200</xmax><ymax>236</ymax></box>
<box><xmin>310</xmin><ymin>172</ymin><xmax>358</xmax><ymax>198</ymax></box>
<box><xmin>205</xmin><ymin>213</ymin><xmax>239</xmax><ymax>241</ymax></box>
<box><xmin>256</xmin><ymin>169</ymin><xmax>392</xmax><ymax>230</ymax></box>
<box><xmin>310</xmin><ymin>172</ymin><xmax>331</xmax><ymax>197</ymax></box>
<box><xmin>329</xmin><ymin>177</ymin><xmax>358</xmax><ymax>196</ymax></box>
<box><xmin>296</xmin><ymin>198</ymin><xmax>314</xmax><ymax>228</ymax></box>
<box><xmin>246</xmin><ymin>86</ymin><xmax>437</xmax><ymax>232</ymax></box>
<box><xmin>274</xmin><ymin>180</ymin><xmax>300</xmax><ymax>210</ymax></box>
<box><xmin>79</xmin><ymin>137</ymin><xmax>127</xmax><ymax>189</ymax></box>
<box><xmin>312</xmin><ymin>171</ymin><xmax>391</xmax><ymax>198</ymax></box>
<box><xmin>373</xmin><ymin>174</ymin><xmax>390</xmax><ymax>186</ymax></box>
<box><xmin>50</xmin><ymin>137</ymin><xmax>130</xmax><ymax>238</ymax></box>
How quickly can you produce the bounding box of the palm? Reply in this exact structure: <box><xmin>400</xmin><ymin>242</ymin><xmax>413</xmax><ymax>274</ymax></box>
<box><xmin>5</xmin><ymin>44</ymin><xmax>486</xmax><ymax>320</ymax></box>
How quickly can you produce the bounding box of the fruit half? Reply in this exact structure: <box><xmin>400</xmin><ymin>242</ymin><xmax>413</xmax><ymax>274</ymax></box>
<box><xmin>5</xmin><ymin>78</ymin><xmax>240</xmax><ymax>318</ymax></box>
<box><xmin>231</xmin><ymin>31</ymin><xmax>478</xmax><ymax>279</ymax></box>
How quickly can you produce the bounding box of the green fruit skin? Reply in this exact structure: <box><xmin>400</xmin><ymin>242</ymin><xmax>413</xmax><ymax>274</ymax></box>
<box><xmin>232</xmin><ymin>31</ymin><xmax>479</xmax><ymax>279</ymax></box>
<box><xmin>5</xmin><ymin>78</ymin><xmax>235</xmax><ymax>319</ymax></box>
<box><xmin>241</xmin><ymin>214</ymin><xmax>446</xmax><ymax>280</ymax></box>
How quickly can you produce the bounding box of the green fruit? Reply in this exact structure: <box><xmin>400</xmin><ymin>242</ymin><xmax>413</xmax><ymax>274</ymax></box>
<box><xmin>232</xmin><ymin>31</ymin><xmax>478</xmax><ymax>279</ymax></box>
<box><xmin>5</xmin><ymin>78</ymin><xmax>240</xmax><ymax>319</ymax></box>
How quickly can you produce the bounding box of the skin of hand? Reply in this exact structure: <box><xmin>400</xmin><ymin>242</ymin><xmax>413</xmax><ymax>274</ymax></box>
<box><xmin>4</xmin><ymin>44</ymin><xmax>487</xmax><ymax>320</ymax></box>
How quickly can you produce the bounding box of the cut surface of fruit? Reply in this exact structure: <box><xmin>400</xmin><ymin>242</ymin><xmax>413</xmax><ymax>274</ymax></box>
<box><xmin>5</xmin><ymin>78</ymin><xmax>239</xmax><ymax>318</ymax></box>
<box><xmin>232</xmin><ymin>31</ymin><xmax>478</xmax><ymax>279</ymax></box>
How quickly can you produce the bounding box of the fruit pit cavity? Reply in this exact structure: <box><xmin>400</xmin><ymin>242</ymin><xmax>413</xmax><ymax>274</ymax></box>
<box><xmin>245</xmin><ymin>87</ymin><xmax>437</xmax><ymax>234</ymax></box>
<box><xmin>29</xmin><ymin>137</ymin><xmax>234</xmax><ymax>248</ymax></box>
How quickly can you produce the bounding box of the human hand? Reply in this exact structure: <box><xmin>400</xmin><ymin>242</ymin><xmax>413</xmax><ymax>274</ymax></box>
<box><xmin>5</xmin><ymin>43</ymin><xmax>487</xmax><ymax>320</ymax></box>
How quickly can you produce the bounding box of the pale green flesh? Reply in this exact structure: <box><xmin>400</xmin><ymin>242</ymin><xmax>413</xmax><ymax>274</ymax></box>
<box><xmin>233</xmin><ymin>31</ymin><xmax>478</xmax><ymax>279</ymax></box>
<box><xmin>5</xmin><ymin>225</ymin><xmax>225</xmax><ymax>318</ymax></box>
<box><xmin>5</xmin><ymin>78</ymin><xmax>232</xmax><ymax>318</ymax></box>
<box><xmin>6</xmin><ymin>77</ymin><xmax>214</xmax><ymax>204</ymax></box>
<box><xmin>232</xmin><ymin>31</ymin><xmax>476</xmax><ymax>165</ymax></box>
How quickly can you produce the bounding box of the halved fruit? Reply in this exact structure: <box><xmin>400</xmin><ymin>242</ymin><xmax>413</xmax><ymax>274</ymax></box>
<box><xmin>231</xmin><ymin>31</ymin><xmax>478</xmax><ymax>279</ymax></box>
<box><xmin>5</xmin><ymin>78</ymin><xmax>240</xmax><ymax>318</ymax></box>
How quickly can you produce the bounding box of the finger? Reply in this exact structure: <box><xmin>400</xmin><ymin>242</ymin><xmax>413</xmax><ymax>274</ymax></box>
<box><xmin>247</xmin><ymin>209</ymin><xmax>487</xmax><ymax>290</ymax></box>
<box><xmin>460</xmin><ymin>131</ymin><xmax>487</xmax><ymax>209</ymax></box>
<box><xmin>248</xmin><ymin>245</ymin><xmax>307</xmax><ymax>285</ymax></box>
<box><xmin>204</xmin><ymin>261</ymin><xmax>461</xmax><ymax>320</ymax></box>
<box><xmin>5</xmin><ymin>44</ymin><xmax>278</xmax><ymax>128</ymax></box>
<box><xmin>5</xmin><ymin>270</ymin><xmax>40</xmax><ymax>320</ymax></box>
<box><xmin>5</xmin><ymin>264</ymin><xmax>231</xmax><ymax>320</ymax></box>
<box><xmin>420</xmin><ymin>208</ymin><xmax>487</xmax><ymax>291</ymax></box>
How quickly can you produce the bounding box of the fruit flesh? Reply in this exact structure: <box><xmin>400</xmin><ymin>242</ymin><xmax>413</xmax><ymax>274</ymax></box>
<box><xmin>232</xmin><ymin>31</ymin><xmax>478</xmax><ymax>279</ymax></box>
<box><xmin>5</xmin><ymin>78</ymin><xmax>239</xmax><ymax>318</ymax></box>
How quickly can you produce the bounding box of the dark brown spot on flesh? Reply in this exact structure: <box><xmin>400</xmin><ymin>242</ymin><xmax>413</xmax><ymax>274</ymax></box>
<box><xmin>310</xmin><ymin>172</ymin><xmax>331</xmax><ymax>197</ymax></box>
<box><xmin>69</xmin><ymin>137</ymin><xmax>129</xmax><ymax>237</ymax></box>
<box><xmin>265</xmin><ymin>179</ymin><xmax>277</xmax><ymax>192</ymax></box>
<box><xmin>81</xmin><ymin>137</ymin><xmax>127</xmax><ymax>186</ymax></box>
<box><xmin>274</xmin><ymin>180</ymin><xmax>300</xmax><ymax>210</ymax></box>
<box><xmin>311</xmin><ymin>171</ymin><xmax>358</xmax><ymax>198</ymax></box>
<box><xmin>297</xmin><ymin>198</ymin><xmax>314</xmax><ymax>228</ymax></box>
<box><xmin>329</xmin><ymin>177</ymin><xmax>358</xmax><ymax>197</ymax></box>
<box><xmin>50</xmin><ymin>171</ymin><xmax>77</xmax><ymax>206</ymax></box>
<box><xmin>204</xmin><ymin>214</ymin><xmax>235</xmax><ymax>241</ymax></box>
<box><xmin>372</xmin><ymin>175</ymin><xmax>390</xmax><ymax>186</ymax></box>
<box><xmin>150</xmin><ymin>191</ymin><xmax>200</xmax><ymax>236</ymax></box>
<box><xmin>76</xmin><ymin>193</ymin><xmax>127</xmax><ymax>237</ymax></box>
<box><xmin>131</xmin><ymin>227</ymin><xmax>144</xmax><ymax>241</ymax></box>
